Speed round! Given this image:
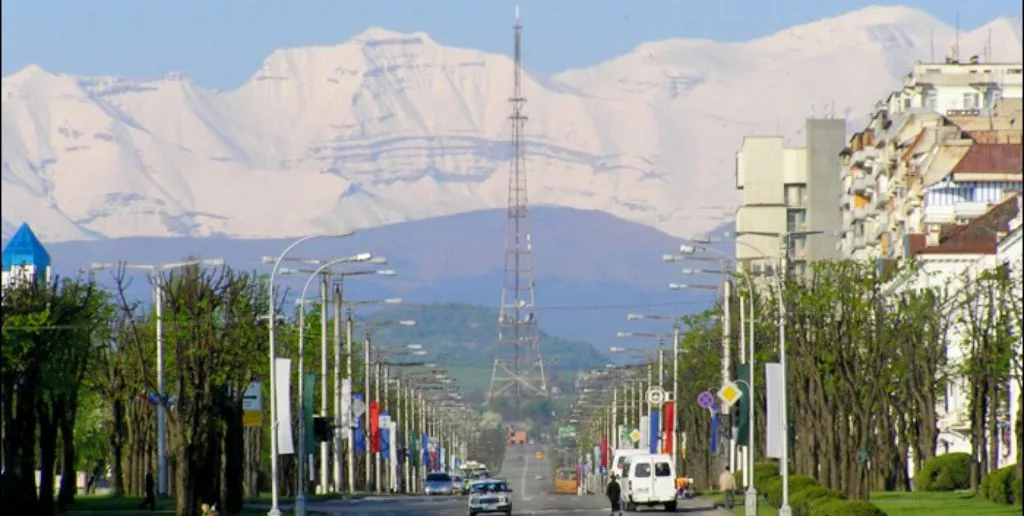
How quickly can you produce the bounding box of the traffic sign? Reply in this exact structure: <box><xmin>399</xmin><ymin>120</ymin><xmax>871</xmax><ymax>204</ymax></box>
<box><xmin>717</xmin><ymin>382</ymin><xmax>743</xmax><ymax>407</ymax></box>
<box><xmin>629</xmin><ymin>429</ymin><xmax>642</xmax><ymax>443</ymax></box>
<box><xmin>352</xmin><ymin>398</ymin><xmax>367</xmax><ymax>418</ymax></box>
<box><xmin>646</xmin><ymin>386</ymin><xmax>666</xmax><ymax>407</ymax></box>
<box><xmin>696</xmin><ymin>391</ymin><xmax>715</xmax><ymax>409</ymax></box>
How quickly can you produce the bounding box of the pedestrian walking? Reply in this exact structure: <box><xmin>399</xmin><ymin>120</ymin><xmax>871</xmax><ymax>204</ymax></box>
<box><xmin>718</xmin><ymin>466</ymin><xmax>737</xmax><ymax>509</ymax></box>
<box><xmin>606</xmin><ymin>472</ymin><xmax>623</xmax><ymax>516</ymax></box>
<box><xmin>139</xmin><ymin>471</ymin><xmax>156</xmax><ymax>511</ymax></box>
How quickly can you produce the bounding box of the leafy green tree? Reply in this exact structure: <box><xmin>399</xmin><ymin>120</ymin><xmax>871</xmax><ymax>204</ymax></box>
<box><xmin>1</xmin><ymin>276</ymin><xmax>108</xmax><ymax>516</ymax></box>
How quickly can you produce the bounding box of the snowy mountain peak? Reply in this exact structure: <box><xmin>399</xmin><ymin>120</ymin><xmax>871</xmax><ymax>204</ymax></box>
<box><xmin>353</xmin><ymin>26</ymin><xmax>434</xmax><ymax>44</ymax></box>
<box><xmin>2</xmin><ymin>7</ymin><xmax>1022</xmax><ymax>243</ymax></box>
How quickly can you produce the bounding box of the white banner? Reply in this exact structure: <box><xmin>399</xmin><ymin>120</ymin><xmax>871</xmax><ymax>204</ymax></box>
<box><xmin>275</xmin><ymin>358</ymin><xmax>295</xmax><ymax>455</ymax></box>
<box><xmin>639</xmin><ymin>416</ymin><xmax>650</xmax><ymax>450</ymax></box>
<box><xmin>765</xmin><ymin>362</ymin><xmax>784</xmax><ymax>459</ymax></box>
<box><xmin>340</xmin><ymin>378</ymin><xmax>352</xmax><ymax>436</ymax></box>
<box><xmin>388</xmin><ymin>421</ymin><xmax>398</xmax><ymax>491</ymax></box>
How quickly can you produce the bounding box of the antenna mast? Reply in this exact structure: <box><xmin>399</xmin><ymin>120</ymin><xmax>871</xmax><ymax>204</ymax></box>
<box><xmin>487</xmin><ymin>5</ymin><xmax>547</xmax><ymax>419</ymax></box>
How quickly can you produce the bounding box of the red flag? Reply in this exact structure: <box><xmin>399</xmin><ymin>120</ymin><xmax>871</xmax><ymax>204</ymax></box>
<box><xmin>369</xmin><ymin>401</ymin><xmax>380</xmax><ymax>453</ymax></box>
<box><xmin>600</xmin><ymin>435</ymin><xmax>609</xmax><ymax>468</ymax></box>
<box><xmin>663</xmin><ymin>401</ymin><xmax>675</xmax><ymax>454</ymax></box>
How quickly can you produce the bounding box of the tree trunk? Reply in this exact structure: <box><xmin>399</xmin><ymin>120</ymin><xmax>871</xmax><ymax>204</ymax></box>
<box><xmin>987</xmin><ymin>378</ymin><xmax>999</xmax><ymax>472</ymax></box>
<box><xmin>58</xmin><ymin>410</ymin><xmax>78</xmax><ymax>507</ymax></box>
<box><xmin>109</xmin><ymin>397</ymin><xmax>126</xmax><ymax>496</ymax></box>
<box><xmin>37</xmin><ymin>401</ymin><xmax>59</xmax><ymax>516</ymax></box>
<box><xmin>224</xmin><ymin>402</ymin><xmax>246</xmax><ymax>513</ymax></box>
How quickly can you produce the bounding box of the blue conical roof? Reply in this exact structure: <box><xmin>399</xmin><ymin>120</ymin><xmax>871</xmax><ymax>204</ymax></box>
<box><xmin>2</xmin><ymin>223</ymin><xmax>51</xmax><ymax>271</ymax></box>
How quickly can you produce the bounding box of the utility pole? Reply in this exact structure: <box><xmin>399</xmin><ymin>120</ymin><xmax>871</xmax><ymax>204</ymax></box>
<box><xmin>319</xmin><ymin>272</ymin><xmax>330</xmax><ymax>492</ymax></box>
<box><xmin>345</xmin><ymin>308</ymin><xmax>355</xmax><ymax>493</ymax></box>
<box><xmin>332</xmin><ymin>284</ymin><xmax>343</xmax><ymax>491</ymax></box>
<box><xmin>778</xmin><ymin>235</ymin><xmax>793</xmax><ymax>516</ymax></box>
<box><xmin>365</xmin><ymin>331</ymin><xmax>372</xmax><ymax>491</ymax></box>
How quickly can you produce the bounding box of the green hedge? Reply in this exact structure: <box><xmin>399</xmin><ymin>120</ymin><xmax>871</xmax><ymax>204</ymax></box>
<box><xmin>1014</xmin><ymin>467</ymin><xmax>1023</xmax><ymax>506</ymax></box>
<box><xmin>753</xmin><ymin>460</ymin><xmax>783</xmax><ymax>488</ymax></box>
<box><xmin>915</xmin><ymin>452</ymin><xmax>971</xmax><ymax>492</ymax></box>
<box><xmin>763</xmin><ymin>475</ymin><xmax>819</xmax><ymax>508</ymax></box>
<box><xmin>981</xmin><ymin>465</ymin><xmax>1019</xmax><ymax>505</ymax></box>
<box><xmin>810</xmin><ymin>499</ymin><xmax>887</xmax><ymax>516</ymax></box>
<box><xmin>791</xmin><ymin>485</ymin><xmax>845</xmax><ymax>516</ymax></box>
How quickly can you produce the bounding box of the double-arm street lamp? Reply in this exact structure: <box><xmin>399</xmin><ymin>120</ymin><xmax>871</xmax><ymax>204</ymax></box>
<box><xmin>264</xmin><ymin>231</ymin><xmax>354</xmax><ymax>516</ymax></box>
<box><xmin>90</xmin><ymin>257</ymin><xmax>224</xmax><ymax>498</ymax></box>
<box><xmin>688</xmin><ymin>229</ymin><xmax>836</xmax><ymax>516</ymax></box>
<box><xmin>287</xmin><ymin>253</ymin><xmax>395</xmax><ymax>509</ymax></box>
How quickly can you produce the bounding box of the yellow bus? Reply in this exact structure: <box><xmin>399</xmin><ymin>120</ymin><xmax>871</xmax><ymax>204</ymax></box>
<box><xmin>553</xmin><ymin>467</ymin><xmax>577</xmax><ymax>494</ymax></box>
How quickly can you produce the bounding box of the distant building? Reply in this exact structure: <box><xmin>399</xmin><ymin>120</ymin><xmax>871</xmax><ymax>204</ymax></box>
<box><xmin>2</xmin><ymin>223</ymin><xmax>52</xmax><ymax>291</ymax></box>
<box><xmin>837</xmin><ymin>58</ymin><xmax>1023</xmax><ymax>261</ymax></box>
<box><xmin>734</xmin><ymin>118</ymin><xmax>846</xmax><ymax>276</ymax></box>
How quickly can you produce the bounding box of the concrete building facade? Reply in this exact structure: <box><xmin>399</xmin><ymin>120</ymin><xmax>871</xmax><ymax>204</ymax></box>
<box><xmin>734</xmin><ymin>118</ymin><xmax>846</xmax><ymax>275</ymax></box>
<box><xmin>838</xmin><ymin>59</ymin><xmax>1024</xmax><ymax>262</ymax></box>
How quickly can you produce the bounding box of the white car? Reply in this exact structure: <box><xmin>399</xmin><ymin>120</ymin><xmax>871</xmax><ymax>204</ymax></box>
<box><xmin>467</xmin><ymin>478</ymin><xmax>513</xmax><ymax>515</ymax></box>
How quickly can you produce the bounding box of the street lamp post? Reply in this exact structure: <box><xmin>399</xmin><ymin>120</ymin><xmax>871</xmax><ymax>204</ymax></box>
<box><xmin>264</xmin><ymin>232</ymin><xmax>353</xmax><ymax>516</ymax></box>
<box><xmin>293</xmin><ymin>255</ymin><xmax>384</xmax><ymax>505</ymax></box>
<box><xmin>688</xmin><ymin>230</ymin><xmax>833</xmax><ymax>516</ymax></box>
<box><xmin>673</xmin><ymin>242</ymin><xmax>761</xmax><ymax>516</ymax></box>
<box><xmin>90</xmin><ymin>258</ymin><xmax>224</xmax><ymax>498</ymax></box>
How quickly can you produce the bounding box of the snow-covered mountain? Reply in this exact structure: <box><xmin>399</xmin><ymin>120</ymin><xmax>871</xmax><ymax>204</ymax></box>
<box><xmin>2</xmin><ymin>5</ymin><xmax>1021</xmax><ymax>242</ymax></box>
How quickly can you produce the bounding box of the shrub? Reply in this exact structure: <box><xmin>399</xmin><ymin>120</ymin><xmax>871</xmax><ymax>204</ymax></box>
<box><xmin>752</xmin><ymin>460</ymin><xmax>782</xmax><ymax>487</ymax></box>
<box><xmin>765</xmin><ymin>475</ymin><xmax>818</xmax><ymax>508</ymax></box>
<box><xmin>915</xmin><ymin>452</ymin><xmax>970</xmax><ymax>492</ymax></box>
<box><xmin>981</xmin><ymin>465</ymin><xmax>1017</xmax><ymax>505</ymax></box>
<box><xmin>762</xmin><ymin>476</ymin><xmax>783</xmax><ymax>506</ymax></box>
<box><xmin>791</xmin><ymin>486</ymin><xmax>845</xmax><ymax>516</ymax></box>
<box><xmin>1013</xmin><ymin>467</ymin><xmax>1022</xmax><ymax>506</ymax></box>
<box><xmin>811</xmin><ymin>499</ymin><xmax>887</xmax><ymax>516</ymax></box>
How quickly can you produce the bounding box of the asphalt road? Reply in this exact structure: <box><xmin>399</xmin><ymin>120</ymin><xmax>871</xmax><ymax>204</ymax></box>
<box><xmin>262</xmin><ymin>445</ymin><xmax>725</xmax><ymax>515</ymax></box>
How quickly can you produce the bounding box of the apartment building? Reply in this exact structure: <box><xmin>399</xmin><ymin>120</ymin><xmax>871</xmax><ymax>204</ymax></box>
<box><xmin>734</xmin><ymin>118</ymin><xmax>846</xmax><ymax>275</ymax></box>
<box><xmin>839</xmin><ymin>59</ymin><xmax>1024</xmax><ymax>261</ymax></box>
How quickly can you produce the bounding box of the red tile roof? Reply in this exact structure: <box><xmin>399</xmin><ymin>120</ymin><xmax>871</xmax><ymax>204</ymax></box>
<box><xmin>951</xmin><ymin>143</ymin><xmax>1023</xmax><ymax>174</ymax></box>
<box><xmin>913</xmin><ymin>193</ymin><xmax>1021</xmax><ymax>256</ymax></box>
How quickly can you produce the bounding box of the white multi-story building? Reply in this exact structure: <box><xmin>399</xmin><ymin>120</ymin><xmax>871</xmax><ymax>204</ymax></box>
<box><xmin>838</xmin><ymin>59</ymin><xmax>1023</xmax><ymax>261</ymax></box>
<box><xmin>888</xmin><ymin>194</ymin><xmax>1022</xmax><ymax>469</ymax></box>
<box><xmin>888</xmin><ymin>61</ymin><xmax>1023</xmax><ymax>118</ymax></box>
<box><xmin>735</xmin><ymin>118</ymin><xmax>846</xmax><ymax>275</ymax></box>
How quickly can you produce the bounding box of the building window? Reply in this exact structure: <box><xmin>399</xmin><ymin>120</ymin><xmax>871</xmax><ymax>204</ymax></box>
<box><xmin>924</xmin><ymin>90</ymin><xmax>938</xmax><ymax>109</ymax></box>
<box><xmin>787</xmin><ymin>210</ymin><xmax>807</xmax><ymax>233</ymax></box>
<box><xmin>785</xmin><ymin>184</ymin><xmax>806</xmax><ymax>207</ymax></box>
<box><xmin>963</xmin><ymin>92</ymin><xmax>979</xmax><ymax>109</ymax></box>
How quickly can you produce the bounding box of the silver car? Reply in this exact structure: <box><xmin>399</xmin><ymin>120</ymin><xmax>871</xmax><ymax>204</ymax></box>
<box><xmin>424</xmin><ymin>472</ymin><xmax>455</xmax><ymax>496</ymax></box>
<box><xmin>467</xmin><ymin>479</ymin><xmax>512</xmax><ymax>515</ymax></box>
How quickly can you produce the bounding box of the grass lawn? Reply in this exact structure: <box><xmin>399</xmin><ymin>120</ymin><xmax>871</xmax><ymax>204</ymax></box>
<box><xmin>705</xmin><ymin>490</ymin><xmax>1020</xmax><ymax>516</ymax></box>
<box><xmin>870</xmin><ymin>491</ymin><xmax>1021</xmax><ymax>516</ymax></box>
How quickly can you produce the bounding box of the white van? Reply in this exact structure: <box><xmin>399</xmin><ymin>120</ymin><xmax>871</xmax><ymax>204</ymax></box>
<box><xmin>621</xmin><ymin>453</ymin><xmax>676</xmax><ymax>512</ymax></box>
<box><xmin>610</xmin><ymin>448</ymin><xmax>647</xmax><ymax>481</ymax></box>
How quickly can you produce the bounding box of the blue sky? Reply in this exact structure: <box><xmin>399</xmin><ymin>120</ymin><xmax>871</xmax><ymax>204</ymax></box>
<box><xmin>2</xmin><ymin>0</ymin><xmax>1020</xmax><ymax>89</ymax></box>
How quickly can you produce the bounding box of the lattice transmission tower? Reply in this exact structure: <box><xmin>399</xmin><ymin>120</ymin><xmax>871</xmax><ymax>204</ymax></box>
<box><xmin>486</xmin><ymin>6</ymin><xmax>547</xmax><ymax>416</ymax></box>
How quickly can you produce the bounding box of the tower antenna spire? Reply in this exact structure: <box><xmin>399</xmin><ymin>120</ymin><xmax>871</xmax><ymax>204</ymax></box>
<box><xmin>487</xmin><ymin>6</ymin><xmax>547</xmax><ymax>420</ymax></box>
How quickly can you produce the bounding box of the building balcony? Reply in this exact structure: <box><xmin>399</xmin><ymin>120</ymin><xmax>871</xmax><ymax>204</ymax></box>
<box><xmin>874</xmin><ymin>189</ymin><xmax>889</xmax><ymax>208</ymax></box>
<box><xmin>851</xmin><ymin>175</ymin><xmax>875</xmax><ymax>194</ymax></box>
<box><xmin>852</xmin><ymin>234</ymin><xmax>868</xmax><ymax>249</ymax></box>
<box><xmin>923</xmin><ymin>201</ymin><xmax>994</xmax><ymax>224</ymax></box>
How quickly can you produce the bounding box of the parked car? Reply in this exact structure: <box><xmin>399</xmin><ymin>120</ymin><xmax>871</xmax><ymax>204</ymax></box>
<box><xmin>424</xmin><ymin>472</ymin><xmax>455</xmax><ymax>496</ymax></box>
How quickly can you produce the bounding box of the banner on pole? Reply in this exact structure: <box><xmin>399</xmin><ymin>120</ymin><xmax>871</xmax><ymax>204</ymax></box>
<box><xmin>663</xmin><ymin>402</ymin><xmax>675</xmax><ymax>454</ymax></box>
<box><xmin>303</xmin><ymin>373</ymin><xmax>316</xmax><ymax>456</ymax></box>
<box><xmin>649</xmin><ymin>409</ymin><xmax>660</xmax><ymax>454</ymax></box>
<box><xmin>765</xmin><ymin>362</ymin><xmax>784</xmax><ymax>459</ymax></box>
<box><xmin>274</xmin><ymin>358</ymin><xmax>295</xmax><ymax>455</ymax></box>
<box><xmin>340</xmin><ymin>379</ymin><xmax>352</xmax><ymax>432</ymax></box>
